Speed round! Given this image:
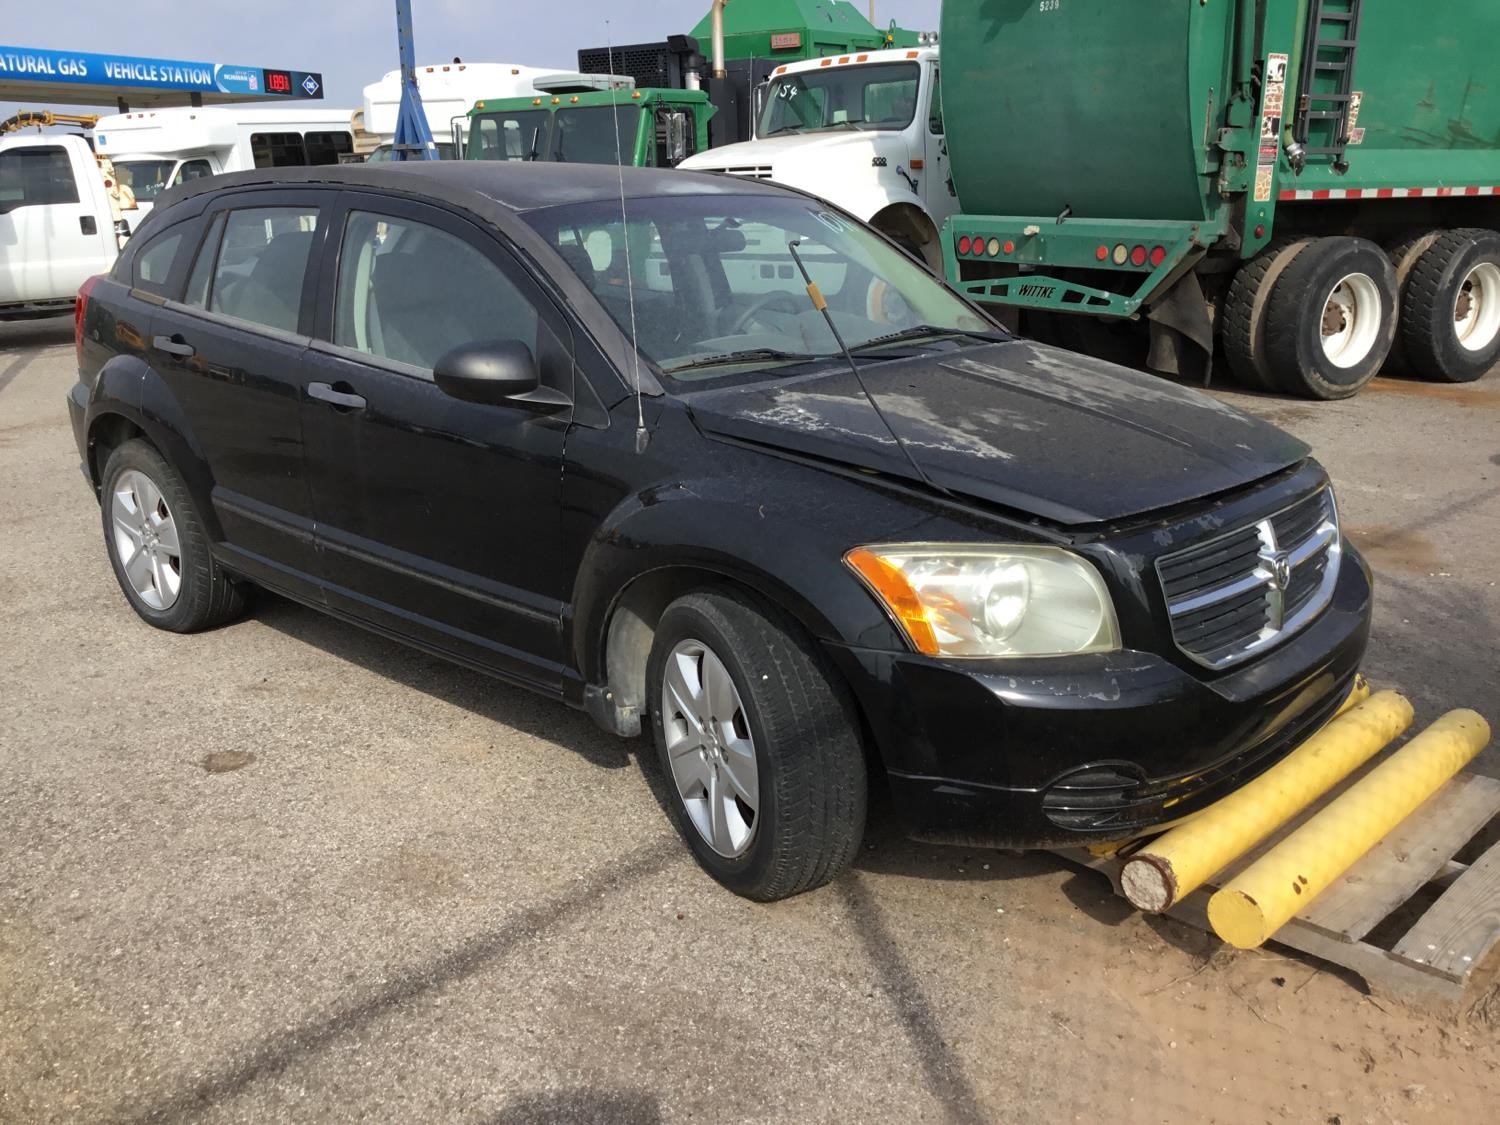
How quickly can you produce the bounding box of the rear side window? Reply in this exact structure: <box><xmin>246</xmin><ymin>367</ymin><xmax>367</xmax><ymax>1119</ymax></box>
<box><xmin>251</xmin><ymin>133</ymin><xmax>308</xmax><ymax>168</ymax></box>
<box><xmin>333</xmin><ymin>209</ymin><xmax>541</xmax><ymax>372</ymax></box>
<box><xmin>304</xmin><ymin>132</ymin><xmax>353</xmax><ymax>165</ymax></box>
<box><xmin>0</xmin><ymin>146</ymin><xmax>80</xmax><ymax>211</ymax></box>
<box><xmin>131</xmin><ymin>229</ymin><xmax>185</xmax><ymax>295</ymax></box>
<box><xmin>191</xmin><ymin>207</ymin><xmax>319</xmax><ymax>333</ymax></box>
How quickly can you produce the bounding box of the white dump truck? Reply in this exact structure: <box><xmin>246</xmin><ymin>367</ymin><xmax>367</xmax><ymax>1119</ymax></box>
<box><xmin>680</xmin><ymin>44</ymin><xmax>955</xmax><ymax>269</ymax></box>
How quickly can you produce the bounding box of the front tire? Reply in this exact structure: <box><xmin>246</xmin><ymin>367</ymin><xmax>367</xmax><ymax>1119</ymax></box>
<box><xmin>1264</xmin><ymin>236</ymin><xmax>1397</xmax><ymax>400</ymax></box>
<box><xmin>100</xmin><ymin>439</ymin><xmax>247</xmax><ymax>633</ymax></box>
<box><xmin>647</xmin><ymin>590</ymin><xmax>867</xmax><ymax>901</ymax></box>
<box><xmin>1400</xmin><ymin>228</ymin><xmax>1500</xmax><ymax>383</ymax></box>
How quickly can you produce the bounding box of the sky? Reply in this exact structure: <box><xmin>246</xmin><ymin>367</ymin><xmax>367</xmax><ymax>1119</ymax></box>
<box><xmin>2</xmin><ymin>0</ymin><xmax>942</xmax><ymax>119</ymax></box>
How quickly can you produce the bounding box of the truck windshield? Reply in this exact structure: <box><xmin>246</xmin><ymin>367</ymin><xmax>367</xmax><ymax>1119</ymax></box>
<box><xmin>114</xmin><ymin>159</ymin><xmax>176</xmax><ymax>202</ymax></box>
<box><xmin>469</xmin><ymin>110</ymin><xmax>552</xmax><ymax>160</ymax></box>
<box><xmin>524</xmin><ymin>193</ymin><xmax>996</xmax><ymax>378</ymax></box>
<box><xmin>759</xmin><ymin>62</ymin><xmax>920</xmax><ymax>136</ymax></box>
<box><xmin>552</xmin><ymin>106</ymin><xmax>641</xmax><ymax>164</ymax></box>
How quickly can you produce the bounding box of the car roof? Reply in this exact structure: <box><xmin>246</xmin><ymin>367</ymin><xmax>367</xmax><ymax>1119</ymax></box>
<box><xmin>152</xmin><ymin>159</ymin><xmax>790</xmax><ymax>216</ymax></box>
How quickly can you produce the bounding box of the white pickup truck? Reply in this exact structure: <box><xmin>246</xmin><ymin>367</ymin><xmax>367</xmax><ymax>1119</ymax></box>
<box><xmin>680</xmin><ymin>46</ymin><xmax>955</xmax><ymax>270</ymax></box>
<box><xmin>0</xmin><ymin>133</ymin><xmax>124</xmax><ymax>319</ymax></box>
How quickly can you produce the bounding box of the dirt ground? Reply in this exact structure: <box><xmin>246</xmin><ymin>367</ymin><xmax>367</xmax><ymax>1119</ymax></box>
<box><xmin>2</xmin><ymin>316</ymin><xmax>1497</xmax><ymax>1123</ymax></box>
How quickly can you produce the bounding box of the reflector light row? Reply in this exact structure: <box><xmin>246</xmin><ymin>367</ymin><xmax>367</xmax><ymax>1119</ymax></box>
<box><xmin>956</xmin><ymin>235</ymin><xmax>1016</xmax><ymax>258</ymax></box>
<box><xmin>1093</xmin><ymin>243</ymin><xmax>1169</xmax><ymax>267</ymax></box>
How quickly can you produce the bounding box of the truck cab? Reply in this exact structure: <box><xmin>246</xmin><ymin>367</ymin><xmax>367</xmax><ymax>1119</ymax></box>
<box><xmin>464</xmin><ymin>87</ymin><xmax>713</xmax><ymax>168</ymax></box>
<box><xmin>679</xmin><ymin>46</ymin><xmax>954</xmax><ymax>269</ymax></box>
<box><xmin>0</xmin><ymin>133</ymin><xmax>122</xmax><ymax>319</ymax></box>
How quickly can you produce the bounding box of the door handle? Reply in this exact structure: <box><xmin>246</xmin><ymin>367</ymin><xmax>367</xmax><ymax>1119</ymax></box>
<box><xmin>308</xmin><ymin>381</ymin><xmax>367</xmax><ymax>411</ymax></box>
<box><xmin>152</xmin><ymin>334</ymin><xmax>195</xmax><ymax>358</ymax></box>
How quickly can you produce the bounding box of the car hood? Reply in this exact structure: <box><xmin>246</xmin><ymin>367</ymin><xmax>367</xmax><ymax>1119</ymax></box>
<box><xmin>682</xmin><ymin>129</ymin><xmax>891</xmax><ymax>171</ymax></box>
<box><xmin>684</xmin><ymin>340</ymin><xmax>1310</xmax><ymax>526</ymax></box>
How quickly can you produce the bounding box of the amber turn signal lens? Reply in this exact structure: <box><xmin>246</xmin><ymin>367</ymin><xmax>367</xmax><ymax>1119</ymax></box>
<box><xmin>845</xmin><ymin>548</ymin><xmax>940</xmax><ymax>655</ymax></box>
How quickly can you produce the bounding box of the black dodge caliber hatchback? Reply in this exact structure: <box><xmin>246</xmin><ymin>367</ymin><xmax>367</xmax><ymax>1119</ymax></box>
<box><xmin>70</xmin><ymin>163</ymin><xmax>1370</xmax><ymax>900</ymax></box>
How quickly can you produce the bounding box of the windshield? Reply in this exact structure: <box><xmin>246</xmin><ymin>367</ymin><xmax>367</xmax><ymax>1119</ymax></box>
<box><xmin>113</xmin><ymin>159</ymin><xmax>176</xmax><ymax>201</ymax></box>
<box><xmin>469</xmin><ymin>109</ymin><xmax>552</xmax><ymax>160</ymax></box>
<box><xmin>758</xmin><ymin>62</ymin><xmax>920</xmax><ymax>137</ymax></box>
<box><xmin>552</xmin><ymin>106</ymin><xmax>641</xmax><ymax>164</ymax></box>
<box><xmin>524</xmin><ymin>193</ymin><xmax>995</xmax><ymax>377</ymax></box>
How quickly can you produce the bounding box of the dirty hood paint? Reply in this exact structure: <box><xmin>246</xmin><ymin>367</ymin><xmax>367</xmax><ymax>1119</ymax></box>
<box><xmin>684</xmin><ymin>340</ymin><xmax>1310</xmax><ymax>526</ymax></box>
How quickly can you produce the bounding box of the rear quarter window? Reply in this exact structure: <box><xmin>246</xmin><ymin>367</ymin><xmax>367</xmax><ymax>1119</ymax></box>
<box><xmin>130</xmin><ymin>228</ymin><xmax>187</xmax><ymax>296</ymax></box>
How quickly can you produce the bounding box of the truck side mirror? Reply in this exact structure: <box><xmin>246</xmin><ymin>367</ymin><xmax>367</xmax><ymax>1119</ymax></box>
<box><xmin>662</xmin><ymin>112</ymin><xmax>690</xmax><ymax>166</ymax></box>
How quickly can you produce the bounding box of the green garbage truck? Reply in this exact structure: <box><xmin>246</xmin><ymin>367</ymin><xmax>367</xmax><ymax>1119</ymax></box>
<box><xmin>939</xmin><ymin>0</ymin><xmax>1500</xmax><ymax>398</ymax></box>
<box><xmin>463</xmin><ymin>84</ymin><xmax>713</xmax><ymax>168</ymax></box>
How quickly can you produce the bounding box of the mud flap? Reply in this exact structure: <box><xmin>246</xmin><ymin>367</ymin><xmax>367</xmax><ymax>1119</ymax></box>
<box><xmin>1145</xmin><ymin>271</ymin><xmax>1215</xmax><ymax>385</ymax></box>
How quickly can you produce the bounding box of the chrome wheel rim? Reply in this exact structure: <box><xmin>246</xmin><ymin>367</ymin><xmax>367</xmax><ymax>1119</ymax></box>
<box><xmin>110</xmin><ymin>469</ymin><xmax>182</xmax><ymax>611</ymax></box>
<box><xmin>661</xmin><ymin>639</ymin><xmax>759</xmax><ymax>858</ymax></box>
<box><xmin>1454</xmin><ymin>260</ymin><xmax>1500</xmax><ymax>353</ymax></box>
<box><xmin>1319</xmin><ymin>272</ymin><xmax>1382</xmax><ymax>369</ymax></box>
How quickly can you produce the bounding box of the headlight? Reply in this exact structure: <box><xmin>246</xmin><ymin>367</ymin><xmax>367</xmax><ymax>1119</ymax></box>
<box><xmin>845</xmin><ymin>544</ymin><xmax>1120</xmax><ymax>658</ymax></box>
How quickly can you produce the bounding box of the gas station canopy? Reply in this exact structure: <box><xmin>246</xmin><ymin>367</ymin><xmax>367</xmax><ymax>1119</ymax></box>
<box><xmin>0</xmin><ymin>45</ymin><xmax>324</xmax><ymax>110</ymax></box>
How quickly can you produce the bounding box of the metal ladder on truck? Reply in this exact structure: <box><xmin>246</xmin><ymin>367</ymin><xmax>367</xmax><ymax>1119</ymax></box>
<box><xmin>1293</xmin><ymin>0</ymin><xmax>1364</xmax><ymax>169</ymax></box>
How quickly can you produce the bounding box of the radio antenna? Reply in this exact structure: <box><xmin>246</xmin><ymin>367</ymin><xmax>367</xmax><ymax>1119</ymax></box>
<box><xmin>606</xmin><ymin>19</ymin><xmax>649</xmax><ymax>453</ymax></box>
<box><xmin>787</xmin><ymin>239</ymin><xmax>950</xmax><ymax>498</ymax></box>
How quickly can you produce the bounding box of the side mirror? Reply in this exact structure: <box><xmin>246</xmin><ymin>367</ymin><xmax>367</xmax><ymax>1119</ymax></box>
<box><xmin>433</xmin><ymin>340</ymin><xmax>569</xmax><ymax>412</ymax></box>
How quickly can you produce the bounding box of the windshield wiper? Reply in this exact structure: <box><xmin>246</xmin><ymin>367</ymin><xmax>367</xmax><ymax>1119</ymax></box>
<box><xmin>662</xmin><ymin>347</ymin><xmax>830</xmax><ymax>373</ymax></box>
<box><xmin>847</xmin><ymin>325</ymin><xmax>1004</xmax><ymax>353</ymax></box>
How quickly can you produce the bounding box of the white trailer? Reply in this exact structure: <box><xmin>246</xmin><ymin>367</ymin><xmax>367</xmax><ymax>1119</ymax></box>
<box><xmin>92</xmin><ymin>105</ymin><xmax>357</xmax><ymax>215</ymax></box>
<box><xmin>361</xmin><ymin>61</ymin><xmax>571</xmax><ymax>160</ymax></box>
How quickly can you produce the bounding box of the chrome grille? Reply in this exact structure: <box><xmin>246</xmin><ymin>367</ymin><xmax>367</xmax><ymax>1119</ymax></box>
<box><xmin>1157</xmin><ymin>488</ymin><xmax>1341</xmax><ymax>670</ymax></box>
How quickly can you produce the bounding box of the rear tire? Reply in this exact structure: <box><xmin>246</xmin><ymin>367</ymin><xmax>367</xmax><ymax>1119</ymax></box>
<box><xmin>1220</xmin><ymin>238</ymin><xmax>1312</xmax><ymax>391</ymax></box>
<box><xmin>100</xmin><ymin>439</ymin><xmax>247</xmax><ymax>633</ymax></box>
<box><xmin>646</xmin><ymin>590</ymin><xmax>867</xmax><ymax>901</ymax></box>
<box><xmin>1399</xmin><ymin>228</ymin><xmax>1500</xmax><ymax>383</ymax></box>
<box><xmin>1264</xmin><ymin>237</ymin><xmax>1397</xmax><ymax>400</ymax></box>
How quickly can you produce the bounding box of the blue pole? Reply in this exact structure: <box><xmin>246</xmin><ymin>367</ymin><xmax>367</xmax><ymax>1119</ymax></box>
<box><xmin>392</xmin><ymin>0</ymin><xmax>437</xmax><ymax>160</ymax></box>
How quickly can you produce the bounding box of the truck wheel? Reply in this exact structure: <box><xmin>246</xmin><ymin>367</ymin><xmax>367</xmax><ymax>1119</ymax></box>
<box><xmin>1221</xmin><ymin>238</ymin><xmax>1313</xmax><ymax>391</ymax></box>
<box><xmin>646</xmin><ymin>589</ymin><xmax>867</xmax><ymax>901</ymax></box>
<box><xmin>1264</xmin><ymin>237</ymin><xmax>1397</xmax><ymax>399</ymax></box>
<box><xmin>100</xmin><ymin>439</ymin><xmax>248</xmax><ymax>633</ymax></box>
<box><xmin>1380</xmin><ymin>230</ymin><xmax>1444</xmax><ymax>377</ymax></box>
<box><xmin>1399</xmin><ymin>228</ymin><xmax>1500</xmax><ymax>383</ymax></box>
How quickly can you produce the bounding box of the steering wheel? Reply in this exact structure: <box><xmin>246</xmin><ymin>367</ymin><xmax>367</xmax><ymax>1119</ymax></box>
<box><xmin>726</xmin><ymin>290</ymin><xmax>808</xmax><ymax>335</ymax></box>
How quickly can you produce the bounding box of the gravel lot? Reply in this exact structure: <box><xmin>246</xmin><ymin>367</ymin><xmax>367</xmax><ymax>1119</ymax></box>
<box><xmin>2</xmin><ymin>316</ymin><xmax>1496</xmax><ymax>1123</ymax></box>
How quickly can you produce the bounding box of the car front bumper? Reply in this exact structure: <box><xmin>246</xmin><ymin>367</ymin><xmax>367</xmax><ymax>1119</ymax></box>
<box><xmin>824</xmin><ymin>546</ymin><xmax>1373</xmax><ymax>848</ymax></box>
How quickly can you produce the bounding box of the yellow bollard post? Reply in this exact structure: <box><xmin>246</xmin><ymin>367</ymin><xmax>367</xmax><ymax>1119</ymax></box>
<box><xmin>1120</xmin><ymin>691</ymin><xmax>1413</xmax><ymax>912</ymax></box>
<box><xmin>1208</xmin><ymin>710</ymin><xmax>1492</xmax><ymax>949</ymax></box>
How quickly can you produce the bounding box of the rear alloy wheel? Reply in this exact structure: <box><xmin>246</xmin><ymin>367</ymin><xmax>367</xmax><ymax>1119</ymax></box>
<box><xmin>100</xmin><ymin>439</ymin><xmax>247</xmax><ymax>633</ymax></box>
<box><xmin>1400</xmin><ymin>228</ymin><xmax>1500</xmax><ymax>383</ymax></box>
<box><xmin>1264</xmin><ymin>237</ymin><xmax>1397</xmax><ymax>399</ymax></box>
<box><xmin>647</xmin><ymin>590</ymin><xmax>867</xmax><ymax>901</ymax></box>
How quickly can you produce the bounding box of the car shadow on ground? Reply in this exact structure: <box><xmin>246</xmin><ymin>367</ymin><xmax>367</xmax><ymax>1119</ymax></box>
<box><xmin>247</xmin><ymin>590</ymin><xmax>635</xmax><ymax>772</ymax></box>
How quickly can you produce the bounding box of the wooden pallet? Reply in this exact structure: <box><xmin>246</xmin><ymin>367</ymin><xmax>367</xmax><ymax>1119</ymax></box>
<box><xmin>1060</xmin><ymin>770</ymin><xmax>1500</xmax><ymax>1012</ymax></box>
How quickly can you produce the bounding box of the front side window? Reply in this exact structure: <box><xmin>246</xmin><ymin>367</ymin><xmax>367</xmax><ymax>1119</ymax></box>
<box><xmin>194</xmin><ymin>207</ymin><xmax>320</xmax><ymax>333</ymax></box>
<box><xmin>113</xmin><ymin>159</ymin><xmax>176</xmax><ymax>202</ymax></box>
<box><xmin>758</xmin><ymin>63</ymin><xmax>920</xmax><ymax>137</ymax></box>
<box><xmin>928</xmin><ymin>68</ymin><xmax>944</xmax><ymax>135</ymax></box>
<box><xmin>0</xmin><ymin>146</ymin><xmax>79</xmax><ymax>211</ymax></box>
<box><xmin>333</xmin><ymin>210</ymin><xmax>542</xmax><ymax>373</ymax></box>
<box><xmin>470</xmin><ymin>110</ymin><xmax>552</xmax><ymax>161</ymax></box>
<box><xmin>526</xmin><ymin>193</ymin><xmax>993</xmax><ymax>377</ymax></box>
<box><xmin>172</xmin><ymin>159</ymin><xmax>214</xmax><ymax>185</ymax></box>
<box><xmin>552</xmin><ymin>106</ymin><xmax>641</xmax><ymax>165</ymax></box>
<box><xmin>132</xmin><ymin>229</ymin><xmax>185</xmax><ymax>294</ymax></box>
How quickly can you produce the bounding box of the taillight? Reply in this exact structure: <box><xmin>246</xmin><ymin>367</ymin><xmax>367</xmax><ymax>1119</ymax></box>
<box><xmin>1130</xmin><ymin>245</ymin><xmax>1148</xmax><ymax>267</ymax></box>
<box><xmin>986</xmin><ymin>237</ymin><xmax>1002</xmax><ymax>257</ymax></box>
<box><xmin>75</xmin><ymin>275</ymin><xmax>98</xmax><ymax>366</ymax></box>
<box><xmin>1149</xmin><ymin>245</ymin><xmax>1167</xmax><ymax>267</ymax></box>
<box><xmin>1095</xmin><ymin>244</ymin><xmax>1110</xmax><ymax>261</ymax></box>
<box><xmin>970</xmin><ymin>235</ymin><xmax>985</xmax><ymax>256</ymax></box>
<box><xmin>957</xmin><ymin>235</ymin><xmax>972</xmax><ymax>255</ymax></box>
<box><xmin>1002</xmin><ymin>240</ymin><xmax>1015</xmax><ymax>255</ymax></box>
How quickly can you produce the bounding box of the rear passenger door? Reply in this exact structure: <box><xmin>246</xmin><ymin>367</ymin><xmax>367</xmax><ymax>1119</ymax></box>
<box><xmin>300</xmin><ymin>193</ymin><xmax>574</xmax><ymax>687</ymax></box>
<box><xmin>148</xmin><ymin>189</ymin><xmax>329</xmax><ymax>596</ymax></box>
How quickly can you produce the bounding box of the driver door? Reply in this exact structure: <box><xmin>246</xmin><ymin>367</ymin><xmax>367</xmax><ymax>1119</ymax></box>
<box><xmin>922</xmin><ymin>65</ymin><xmax>959</xmax><ymax>232</ymax></box>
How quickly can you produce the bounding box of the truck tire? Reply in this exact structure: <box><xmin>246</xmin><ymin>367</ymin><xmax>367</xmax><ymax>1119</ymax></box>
<box><xmin>1399</xmin><ymin>228</ymin><xmax>1500</xmax><ymax>383</ymax></box>
<box><xmin>1221</xmin><ymin>238</ymin><xmax>1313</xmax><ymax>391</ymax></box>
<box><xmin>1380</xmin><ymin>230</ymin><xmax>1444</xmax><ymax>377</ymax></box>
<box><xmin>646</xmin><ymin>589</ymin><xmax>867</xmax><ymax>901</ymax></box>
<box><xmin>1263</xmin><ymin>237</ymin><xmax>1397</xmax><ymax>400</ymax></box>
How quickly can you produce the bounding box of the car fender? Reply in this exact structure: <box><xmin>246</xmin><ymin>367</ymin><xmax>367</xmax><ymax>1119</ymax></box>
<box><xmin>570</xmin><ymin>477</ymin><xmax>908</xmax><ymax>686</ymax></box>
<box><xmin>86</xmin><ymin>354</ymin><xmax>223</xmax><ymax>539</ymax></box>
